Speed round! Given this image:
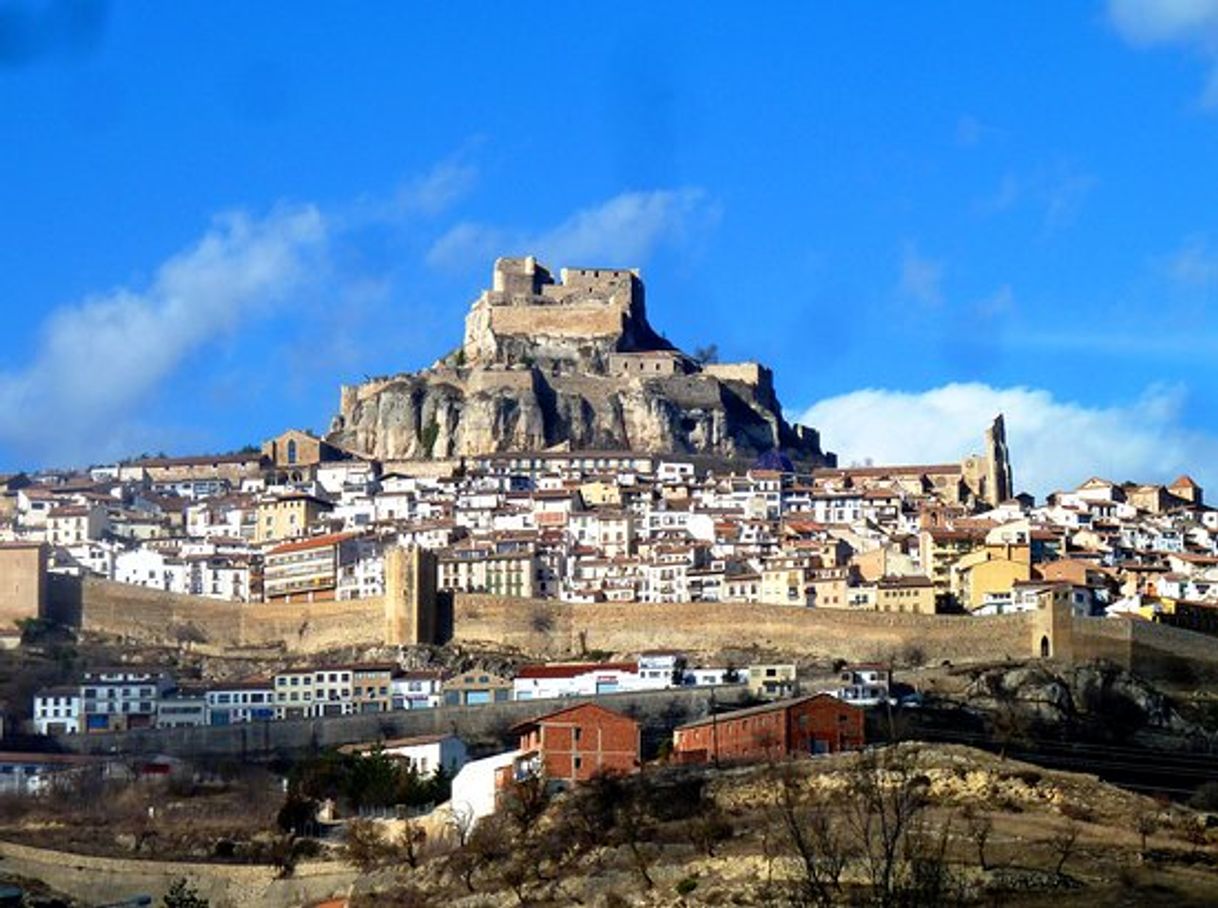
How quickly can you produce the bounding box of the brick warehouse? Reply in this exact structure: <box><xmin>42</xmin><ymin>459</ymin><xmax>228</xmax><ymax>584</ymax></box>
<box><xmin>511</xmin><ymin>702</ymin><xmax>640</xmax><ymax>784</ymax></box>
<box><xmin>672</xmin><ymin>694</ymin><xmax>864</xmax><ymax>764</ymax></box>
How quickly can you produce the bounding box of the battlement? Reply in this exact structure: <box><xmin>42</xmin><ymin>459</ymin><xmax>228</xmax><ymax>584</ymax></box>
<box><xmin>482</xmin><ymin>258</ymin><xmax>639</xmax><ymax>310</ymax></box>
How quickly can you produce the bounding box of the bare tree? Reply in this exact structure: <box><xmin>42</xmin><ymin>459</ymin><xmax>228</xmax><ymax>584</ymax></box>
<box><xmin>446</xmin><ymin>803</ymin><xmax>476</xmax><ymax>848</ymax></box>
<box><xmin>1135</xmin><ymin>811</ymin><xmax>1157</xmax><ymax>855</ymax></box>
<box><xmin>963</xmin><ymin>806</ymin><xmax>993</xmax><ymax>871</ymax></box>
<box><xmin>1048</xmin><ymin>821</ymin><xmax>1080</xmax><ymax>878</ymax></box>
<box><xmin>771</xmin><ymin>764</ymin><xmax>847</xmax><ymax>908</ymax></box>
<box><xmin>844</xmin><ymin>749</ymin><xmax>927</xmax><ymax>904</ymax></box>
<box><xmin>685</xmin><ymin>800</ymin><xmax>733</xmax><ymax>858</ymax></box>
<box><xmin>344</xmin><ymin>818</ymin><xmax>390</xmax><ymax>873</ymax></box>
<box><xmin>392</xmin><ymin>819</ymin><xmax>428</xmax><ymax>869</ymax></box>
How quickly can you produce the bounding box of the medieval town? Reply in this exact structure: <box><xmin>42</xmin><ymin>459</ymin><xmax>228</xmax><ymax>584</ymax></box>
<box><xmin>5</xmin><ymin>3</ymin><xmax>1218</xmax><ymax>906</ymax></box>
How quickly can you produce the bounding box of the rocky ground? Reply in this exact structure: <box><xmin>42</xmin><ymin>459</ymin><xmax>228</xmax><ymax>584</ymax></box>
<box><xmin>349</xmin><ymin>743</ymin><xmax>1218</xmax><ymax>907</ymax></box>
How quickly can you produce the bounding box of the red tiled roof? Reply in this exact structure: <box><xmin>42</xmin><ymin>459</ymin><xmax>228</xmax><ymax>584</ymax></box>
<box><xmin>268</xmin><ymin>531</ymin><xmax>359</xmax><ymax>556</ymax></box>
<box><xmin>515</xmin><ymin>661</ymin><xmax>636</xmax><ymax>680</ymax></box>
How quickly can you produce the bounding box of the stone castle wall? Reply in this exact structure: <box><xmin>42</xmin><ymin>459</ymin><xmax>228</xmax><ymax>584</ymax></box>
<box><xmin>703</xmin><ymin>362</ymin><xmax>767</xmax><ymax>386</ymax></box>
<box><xmin>452</xmin><ymin>594</ymin><xmax>1037</xmax><ymax>663</ymax></box>
<box><xmin>466</xmin><ymin>367</ymin><xmax>536</xmax><ymax>395</ymax></box>
<box><xmin>50</xmin><ymin>573</ymin><xmax>1218</xmax><ymax>679</ymax></box>
<box><xmin>50</xmin><ymin>573</ymin><xmax>1037</xmax><ymax>663</ymax></box>
<box><xmin>486</xmin><ymin>304</ymin><xmax>625</xmax><ymax>339</ymax></box>
<box><xmin>49</xmin><ymin>576</ymin><xmax>387</xmax><ymax>654</ymax></box>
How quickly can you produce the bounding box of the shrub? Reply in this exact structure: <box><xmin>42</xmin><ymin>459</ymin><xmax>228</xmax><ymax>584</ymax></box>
<box><xmin>1191</xmin><ymin>782</ymin><xmax>1218</xmax><ymax>813</ymax></box>
<box><xmin>162</xmin><ymin>878</ymin><xmax>209</xmax><ymax>908</ymax></box>
<box><xmin>676</xmin><ymin>876</ymin><xmax>699</xmax><ymax>896</ymax></box>
<box><xmin>1059</xmin><ymin>802</ymin><xmax>1094</xmax><ymax>823</ymax></box>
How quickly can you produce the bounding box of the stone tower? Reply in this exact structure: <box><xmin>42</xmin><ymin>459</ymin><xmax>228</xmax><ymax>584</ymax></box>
<box><xmin>985</xmin><ymin>414</ymin><xmax>1014</xmax><ymax>506</ymax></box>
<box><xmin>383</xmin><ymin>545</ymin><xmax>438</xmax><ymax>646</ymax></box>
<box><xmin>961</xmin><ymin>414</ymin><xmax>1015</xmax><ymax>508</ymax></box>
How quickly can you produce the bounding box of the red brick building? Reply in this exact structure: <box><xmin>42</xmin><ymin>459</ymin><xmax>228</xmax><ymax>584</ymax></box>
<box><xmin>672</xmin><ymin>694</ymin><xmax>864</xmax><ymax>764</ymax></box>
<box><xmin>511</xmin><ymin>702</ymin><xmax>640</xmax><ymax>784</ymax></box>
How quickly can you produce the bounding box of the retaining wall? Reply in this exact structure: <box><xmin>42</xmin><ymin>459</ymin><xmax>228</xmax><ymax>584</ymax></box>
<box><xmin>54</xmin><ymin>684</ymin><xmax>748</xmax><ymax>759</ymax></box>
<box><xmin>0</xmin><ymin>839</ymin><xmax>354</xmax><ymax>908</ymax></box>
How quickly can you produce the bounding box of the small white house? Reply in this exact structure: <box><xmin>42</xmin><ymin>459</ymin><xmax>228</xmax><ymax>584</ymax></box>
<box><xmin>342</xmin><ymin>733</ymin><xmax>468</xmax><ymax>778</ymax></box>
<box><xmin>449</xmin><ymin>749</ymin><xmax>520</xmax><ymax>822</ymax></box>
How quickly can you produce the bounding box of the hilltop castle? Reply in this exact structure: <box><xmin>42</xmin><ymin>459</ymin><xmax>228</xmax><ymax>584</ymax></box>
<box><xmin>328</xmin><ymin>257</ymin><xmax>834</xmax><ymax>465</ymax></box>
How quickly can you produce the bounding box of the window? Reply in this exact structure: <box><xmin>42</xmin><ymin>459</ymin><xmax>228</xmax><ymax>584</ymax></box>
<box><xmin>287</xmin><ymin>440</ymin><xmax>297</xmax><ymax>465</ymax></box>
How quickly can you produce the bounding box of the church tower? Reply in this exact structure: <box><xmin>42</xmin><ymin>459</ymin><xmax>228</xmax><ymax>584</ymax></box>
<box><xmin>985</xmin><ymin>414</ymin><xmax>1014</xmax><ymax>506</ymax></box>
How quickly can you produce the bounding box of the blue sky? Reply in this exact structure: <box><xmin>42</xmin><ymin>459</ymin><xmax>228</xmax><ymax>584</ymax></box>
<box><xmin>2</xmin><ymin>0</ymin><xmax>1218</xmax><ymax>494</ymax></box>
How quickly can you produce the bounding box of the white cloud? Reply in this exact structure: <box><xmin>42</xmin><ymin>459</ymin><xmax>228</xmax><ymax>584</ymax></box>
<box><xmin>1109</xmin><ymin>0</ymin><xmax>1218</xmax><ymax>106</ymax></box>
<box><xmin>425</xmin><ymin>188</ymin><xmax>720</xmax><ymax>271</ymax></box>
<box><xmin>975</xmin><ymin>165</ymin><xmax>1097</xmax><ymax>233</ymax></box>
<box><xmin>798</xmin><ymin>382</ymin><xmax>1218</xmax><ymax>496</ymax></box>
<box><xmin>392</xmin><ymin>159</ymin><xmax>479</xmax><ymax>217</ymax></box>
<box><xmin>0</xmin><ymin>204</ymin><xmax>328</xmax><ymax>465</ymax></box>
<box><xmin>975</xmin><ymin>284</ymin><xmax>1015</xmax><ymax>317</ymax></box>
<box><xmin>898</xmin><ymin>245</ymin><xmax>944</xmax><ymax>306</ymax></box>
<box><xmin>1166</xmin><ymin>234</ymin><xmax>1218</xmax><ymax>286</ymax></box>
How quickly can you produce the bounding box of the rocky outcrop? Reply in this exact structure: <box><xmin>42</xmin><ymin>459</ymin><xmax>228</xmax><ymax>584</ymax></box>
<box><xmin>964</xmin><ymin>661</ymin><xmax>1209</xmax><ymax>747</ymax></box>
<box><xmin>328</xmin><ymin>257</ymin><xmax>834</xmax><ymax>466</ymax></box>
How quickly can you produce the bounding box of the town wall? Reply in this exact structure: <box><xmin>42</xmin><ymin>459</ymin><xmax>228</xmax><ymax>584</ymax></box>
<box><xmin>0</xmin><ymin>839</ymin><xmax>354</xmax><ymax>908</ymax></box>
<box><xmin>452</xmin><ymin>594</ymin><xmax>1037</xmax><ymax>663</ymax></box>
<box><xmin>47</xmin><ymin>573</ymin><xmax>1218</xmax><ymax>677</ymax></box>
<box><xmin>54</xmin><ymin>684</ymin><xmax>748</xmax><ymax>759</ymax></box>
<box><xmin>48</xmin><ymin>575</ymin><xmax>386</xmax><ymax>654</ymax></box>
<box><xmin>1068</xmin><ymin>615</ymin><xmax>1132</xmax><ymax>666</ymax></box>
<box><xmin>1128</xmin><ymin>619</ymin><xmax>1218</xmax><ymax>680</ymax></box>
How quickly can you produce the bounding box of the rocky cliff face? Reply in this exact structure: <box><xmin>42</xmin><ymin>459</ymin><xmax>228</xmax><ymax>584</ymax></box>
<box><xmin>327</xmin><ymin>257</ymin><xmax>834</xmax><ymax>466</ymax></box>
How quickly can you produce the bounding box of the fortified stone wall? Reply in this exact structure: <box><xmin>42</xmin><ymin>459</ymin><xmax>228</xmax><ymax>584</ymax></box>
<box><xmin>452</xmin><ymin>594</ymin><xmax>1037</xmax><ymax>663</ymax></box>
<box><xmin>50</xmin><ymin>574</ymin><xmax>1218</xmax><ymax>676</ymax></box>
<box><xmin>55</xmin><ymin>684</ymin><xmax>747</xmax><ymax>759</ymax></box>
<box><xmin>49</xmin><ymin>576</ymin><xmax>386</xmax><ymax>654</ymax></box>
<box><xmin>465</xmin><ymin>367</ymin><xmax>536</xmax><ymax>395</ymax></box>
<box><xmin>487</xmin><ymin>304</ymin><xmax>625</xmax><ymax>339</ymax></box>
<box><xmin>1069</xmin><ymin>615</ymin><xmax>1133</xmax><ymax>666</ymax></box>
<box><xmin>703</xmin><ymin>362</ymin><xmax>767</xmax><ymax>386</ymax></box>
<box><xmin>1129</xmin><ymin>619</ymin><xmax>1218</xmax><ymax>679</ymax></box>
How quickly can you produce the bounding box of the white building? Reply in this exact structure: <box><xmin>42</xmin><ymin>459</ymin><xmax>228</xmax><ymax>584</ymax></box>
<box><xmin>205</xmin><ymin>681</ymin><xmax>276</xmax><ymax>725</ymax></box>
<box><xmin>391</xmin><ymin>671</ymin><xmax>443</xmax><ymax>710</ymax></box>
<box><xmin>32</xmin><ymin>686</ymin><xmax>81</xmax><ymax>735</ymax></box>
<box><xmin>512</xmin><ymin>661</ymin><xmax>641</xmax><ymax>701</ymax></box>
<box><xmin>450</xmin><ymin>750</ymin><xmax>521</xmax><ymax>822</ymax></box>
<box><xmin>345</xmin><ymin>734</ymin><xmax>468</xmax><ymax>778</ymax></box>
<box><xmin>157</xmin><ymin>693</ymin><xmax>209</xmax><ymax>728</ymax></box>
